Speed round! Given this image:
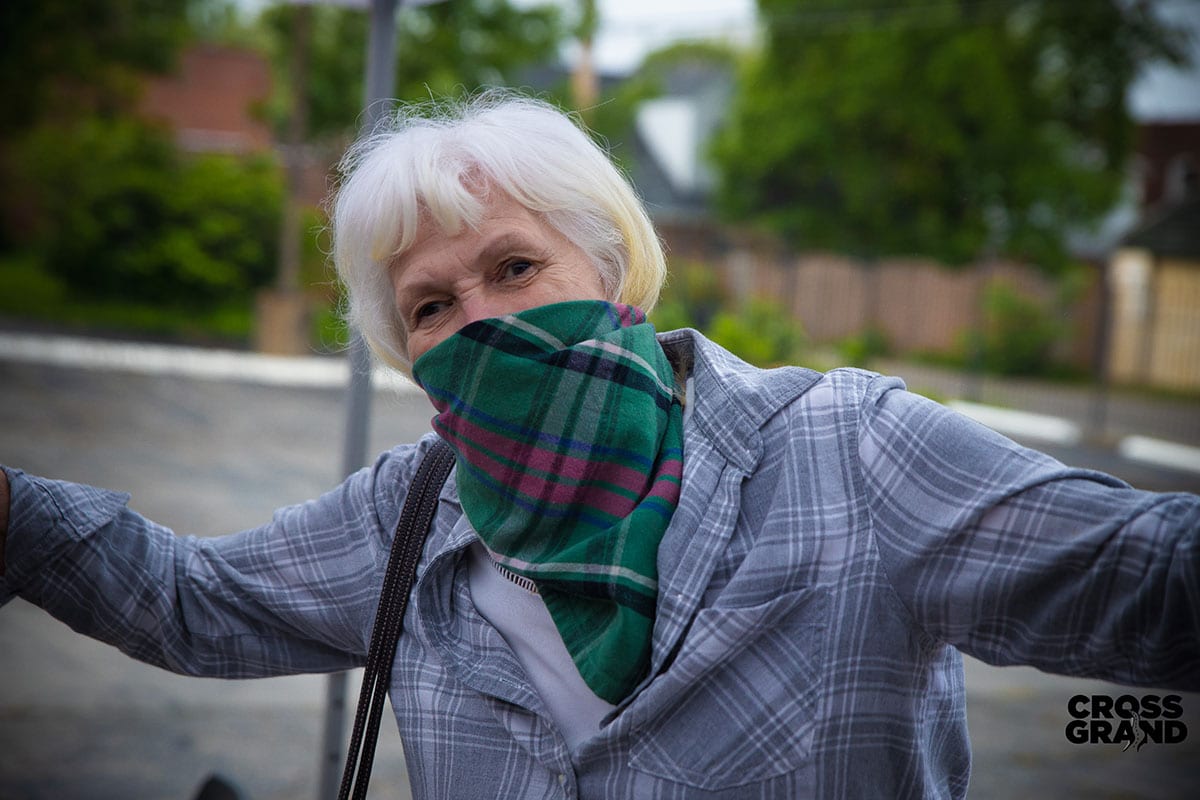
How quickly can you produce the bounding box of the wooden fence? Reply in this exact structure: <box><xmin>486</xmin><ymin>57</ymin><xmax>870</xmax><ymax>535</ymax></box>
<box><xmin>660</xmin><ymin>219</ymin><xmax>1105</xmax><ymax>371</ymax></box>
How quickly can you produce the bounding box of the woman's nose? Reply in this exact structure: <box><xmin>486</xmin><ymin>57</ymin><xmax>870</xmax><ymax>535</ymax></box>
<box><xmin>460</xmin><ymin>293</ymin><xmax>508</xmax><ymax>326</ymax></box>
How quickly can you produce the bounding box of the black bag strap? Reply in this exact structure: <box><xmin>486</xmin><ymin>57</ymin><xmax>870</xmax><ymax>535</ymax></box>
<box><xmin>338</xmin><ymin>438</ymin><xmax>456</xmax><ymax>800</ymax></box>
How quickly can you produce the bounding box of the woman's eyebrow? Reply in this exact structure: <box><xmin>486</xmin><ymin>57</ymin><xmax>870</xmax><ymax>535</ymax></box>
<box><xmin>475</xmin><ymin>230</ymin><xmax>548</xmax><ymax>263</ymax></box>
<box><xmin>393</xmin><ymin>230</ymin><xmax>550</xmax><ymax>299</ymax></box>
<box><xmin>391</xmin><ymin>260</ymin><xmax>445</xmax><ymax>309</ymax></box>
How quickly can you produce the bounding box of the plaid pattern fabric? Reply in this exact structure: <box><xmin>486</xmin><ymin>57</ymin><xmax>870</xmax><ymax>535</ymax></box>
<box><xmin>412</xmin><ymin>300</ymin><xmax>684</xmax><ymax>703</ymax></box>
<box><xmin>4</xmin><ymin>328</ymin><xmax>1198</xmax><ymax>798</ymax></box>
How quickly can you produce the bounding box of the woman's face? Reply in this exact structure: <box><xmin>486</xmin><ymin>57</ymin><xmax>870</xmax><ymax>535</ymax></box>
<box><xmin>392</xmin><ymin>193</ymin><xmax>608</xmax><ymax>364</ymax></box>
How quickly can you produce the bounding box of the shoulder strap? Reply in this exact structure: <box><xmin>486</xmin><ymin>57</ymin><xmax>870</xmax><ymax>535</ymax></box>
<box><xmin>338</xmin><ymin>438</ymin><xmax>456</xmax><ymax>800</ymax></box>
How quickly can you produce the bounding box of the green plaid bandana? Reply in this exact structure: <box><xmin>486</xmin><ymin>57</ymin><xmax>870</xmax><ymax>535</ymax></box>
<box><xmin>412</xmin><ymin>300</ymin><xmax>684</xmax><ymax>703</ymax></box>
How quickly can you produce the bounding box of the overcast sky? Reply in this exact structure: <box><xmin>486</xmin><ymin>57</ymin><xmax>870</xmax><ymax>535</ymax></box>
<box><xmin>1127</xmin><ymin>0</ymin><xmax>1200</xmax><ymax>119</ymax></box>
<box><xmin>555</xmin><ymin>0</ymin><xmax>757</xmax><ymax>72</ymax></box>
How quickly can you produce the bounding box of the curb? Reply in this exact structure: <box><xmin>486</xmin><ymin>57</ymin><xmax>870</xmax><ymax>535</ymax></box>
<box><xmin>949</xmin><ymin>400</ymin><xmax>1200</xmax><ymax>477</ymax></box>
<box><xmin>1117</xmin><ymin>436</ymin><xmax>1200</xmax><ymax>476</ymax></box>
<box><xmin>949</xmin><ymin>401</ymin><xmax>1083</xmax><ymax>447</ymax></box>
<box><xmin>0</xmin><ymin>332</ymin><xmax>421</xmax><ymax>395</ymax></box>
<box><xmin>2</xmin><ymin>332</ymin><xmax>1197</xmax><ymax>477</ymax></box>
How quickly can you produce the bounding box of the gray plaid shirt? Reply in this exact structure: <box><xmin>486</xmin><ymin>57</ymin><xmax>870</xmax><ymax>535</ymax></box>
<box><xmin>3</xmin><ymin>329</ymin><xmax>1198</xmax><ymax>798</ymax></box>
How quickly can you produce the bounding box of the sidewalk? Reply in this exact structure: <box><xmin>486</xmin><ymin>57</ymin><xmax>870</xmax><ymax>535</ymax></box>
<box><xmin>0</xmin><ymin>330</ymin><xmax>421</xmax><ymax>394</ymax></box>
<box><xmin>874</xmin><ymin>357</ymin><xmax>1200</xmax><ymax>475</ymax></box>
<box><xmin>1</xmin><ymin>331</ymin><xmax>1197</xmax><ymax>478</ymax></box>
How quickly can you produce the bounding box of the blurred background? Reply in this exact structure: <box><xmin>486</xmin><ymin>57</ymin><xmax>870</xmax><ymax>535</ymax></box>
<box><xmin>1</xmin><ymin>0</ymin><xmax>1198</xmax><ymax>445</ymax></box>
<box><xmin>1</xmin><ymin>0</ymin><xmax>1198</xmax><ymax>798</ymax></box>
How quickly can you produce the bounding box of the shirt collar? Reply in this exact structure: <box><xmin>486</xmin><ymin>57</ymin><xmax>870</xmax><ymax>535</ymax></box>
<box><xmin>657</xmin><ymin>328</ymin><xmax>822</xmax><ymax>475</ymax></box>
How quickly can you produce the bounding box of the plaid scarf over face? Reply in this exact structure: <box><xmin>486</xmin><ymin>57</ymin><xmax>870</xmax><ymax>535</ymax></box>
<box><xmin>412</xmin><ymin>300</ymin><xmax>684</xmax><ymax>704</ymax></box>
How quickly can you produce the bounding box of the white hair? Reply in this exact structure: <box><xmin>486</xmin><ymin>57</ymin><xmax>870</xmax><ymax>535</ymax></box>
<box><xmin>330</xmin><ymin>91</ymin><xmax>667</xmax><ymax>373</ymax></box>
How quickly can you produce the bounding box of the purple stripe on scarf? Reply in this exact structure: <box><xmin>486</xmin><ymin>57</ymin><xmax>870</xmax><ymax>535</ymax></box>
<box><xmin>436</xmin><ymin>419</ymin><xmax>666</xmax><ymax>518</ymax></box>
<box><xmin>426</xmin><ymin>384</ymin><xmax>658</xmax><ymax>471</ymax></box>
<box><xmin>435</xmin><ymin>412</ymin><xmax>669</xmax><ymax>497</ymax></box>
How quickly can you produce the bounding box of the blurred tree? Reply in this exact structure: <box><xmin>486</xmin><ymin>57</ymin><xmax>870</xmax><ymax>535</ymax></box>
<box><xmin>260</xmin><ymin>0</ymin><xmax>564</xmax><ymax>141</ymax></box>
<box><xmin>187</xmin><ymin>0</ymin><xmax>258</xmax><ymax>46</ymax></box>
<box><xmin>0</xmin><ymin>0</ymin><xmax>191</xmax><ymax>136</ymax></box>
<box><xmin>711</xmin><ymin>0</ymin><xmax>1192</xmax><ymax>270</ymax></box>
<box><xmin>18</xmin><ymin>117</ymin><xmax>282</xmax><ymax>306</ymax></box>
<box><xmin>0</xmin><ymin>0</ymin><xmax>235</xmax><ymax>251</ymax></box>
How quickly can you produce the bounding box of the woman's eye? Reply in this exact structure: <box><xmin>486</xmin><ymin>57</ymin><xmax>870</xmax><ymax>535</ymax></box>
<box><xmin>415</xmin><ymin>300</ymin><xmax>448</xmax><ymax>321</ymax></box>
<box><xmin>503</xmin><ymin>260</ymin><xmax>534</xmax><ymax>280</ymax></box>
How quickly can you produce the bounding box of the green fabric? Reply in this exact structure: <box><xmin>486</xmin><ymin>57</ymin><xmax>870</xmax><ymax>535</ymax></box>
<box><xmin>412</xmin><ymin>300</ymin><xmax>684</xmax><ymax>703</ymax></box>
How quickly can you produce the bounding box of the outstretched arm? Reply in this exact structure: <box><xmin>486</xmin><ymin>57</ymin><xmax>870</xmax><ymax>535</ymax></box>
<box><xmin>860</xmin><ymin>381</ymin><xmax>1200</xmax><ymax>689</ymax></box>
<box><xmin>1</xmin><ymin>468</ymin><xmax>8</xmax><ymax>576</ymax></box>
<box><xmin>0</xmin><ymin>438</ymin><xmax>441</xmax><ymax>677</ymax></box>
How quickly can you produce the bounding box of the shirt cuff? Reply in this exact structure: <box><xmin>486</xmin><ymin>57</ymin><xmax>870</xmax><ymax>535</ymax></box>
<box><xmin>0</xmin><ymin>466</ymin><xmax>130</xmax><ymax>604</ymax></box>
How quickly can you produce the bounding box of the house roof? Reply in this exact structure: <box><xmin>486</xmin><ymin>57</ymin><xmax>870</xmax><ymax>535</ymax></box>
<box><xmin>513</xmin><ymin>59</ymin><xmax>731</xmax><ymax>222</ymax></box>
<box><xmin>1123</xmin><ymin>194</ymin><xmax>1200</xmax><ymax>260</ymax></box>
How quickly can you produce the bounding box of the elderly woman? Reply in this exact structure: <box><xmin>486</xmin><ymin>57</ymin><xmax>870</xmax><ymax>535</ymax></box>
<box><xmin>1</xmin><ymin>94</ymin><xmax>1197</xmax><ymax>799</ymax></box>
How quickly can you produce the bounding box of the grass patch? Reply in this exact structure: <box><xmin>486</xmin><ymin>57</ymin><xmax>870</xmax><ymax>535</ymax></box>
<box><xmin>0</xmin><ymin>256</ymin><xmax>255</xmax><ymax>346</ymax></box>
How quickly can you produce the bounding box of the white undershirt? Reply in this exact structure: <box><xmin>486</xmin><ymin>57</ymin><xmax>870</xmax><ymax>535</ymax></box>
<box><xmin>467</xmin><ymin>540</ymin><xmax>616</xmax><ymax>749</ymax></box>
<box><xmin>464</xmin><ymin>377</ymin><xmax>693</xmax><ymax>750</ymax></box>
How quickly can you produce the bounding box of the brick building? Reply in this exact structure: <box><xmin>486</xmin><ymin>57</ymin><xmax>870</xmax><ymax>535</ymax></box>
<box><xmin>138</xmin><ymin>44</ymin><xmax>274</xmax><ymax>155</ymax></box>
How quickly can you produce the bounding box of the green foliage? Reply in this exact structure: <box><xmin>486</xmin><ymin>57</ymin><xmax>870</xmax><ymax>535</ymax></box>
<box><xmin>712</xmin><ymin>0</ymin><xmax>1190</xmax><ymax>270</ymax></box>
<box><xmin>651</xmin><ymin>261</ymin><xmax>806</xmax><ymax>368</ymax></box>
<box><xmin>260</xmin><ymin>0</ymin><xmax>564</xmax><ymax>140</ymax></box>
<box><xmin>838</xmin><ymin>327</ymin><xmax>890</xmax><ymax>367</ymax></box>
<box><xmin>394</xmin><ymin>1</ymin><xmax>562</xmax><ymax>98</ymax></box>
<box><xmin>653</xmin><ymin>262</ymin><xmax>727</xmax><ymax>330</ymax></box>
<box><xmin>312</xmin><ymin>295</ymin><xmax>351</xmax><ymax>355</ymax></box>
<box><xmin>187</xmin><ymin>0</ymin><xmax>258</xmax><ymax>46</ymax></box>
<box><xmin>0</xmin><ymin>0</ymin><xmax>192</xmax><ymax>136</ymax></box>
<box><xmin>0</xmin><ymin>254</ymin><xmax>255</xmax><ymax>344</ymax></box>
<box><xmin>15</xmin><ymin>117</ymin><xmax>282</xmax><ymax>307</ymax></box>
<box><xmin>965</xmin><ymin>278</ymin><xmax>1064</xmax><ymax>376</ymax></box>
<box><xmin>706</xmin><ymin>299</ymin><xmax>807</xmax><ymax>368</ymax></box>
<box><xmin>305</xmin><ymin>205</ymin><xmax>350</xmax><ymax>355</ymax></box>
<box><xmin>0</xmin><ymin>0</ymin><xmax>203</xmax><ymax>252</ymax></box>
<box><xmin>640</xmin><ymin>40</ymin><xmax>741</xmax><ymax>75</ymax></box>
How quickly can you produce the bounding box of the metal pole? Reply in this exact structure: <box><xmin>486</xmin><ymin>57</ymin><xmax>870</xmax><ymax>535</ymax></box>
<box><xmin>1088</xmin><ymin>262</ymin><xmax>1113</xmax><ymax>443</ymax></box>
<box><xmin>317</xmin><ymin>2</ymin><xmax>399</xmax><ymax>798</ymax></box>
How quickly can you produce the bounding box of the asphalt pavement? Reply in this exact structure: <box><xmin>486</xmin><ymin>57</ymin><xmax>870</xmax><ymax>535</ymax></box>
<box><xmin>0</xmin><ymin>336</ymin><xmax>1197</xmax><ymax>799</ymax></box>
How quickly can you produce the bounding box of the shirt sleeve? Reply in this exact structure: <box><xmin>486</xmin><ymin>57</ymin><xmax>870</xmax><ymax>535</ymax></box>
<box><xmin>0</xmin><ymin>440</ymin><xmax>426</xmax><ymax>679</ymax></box>
<box><xmin>858</xmin><ymin>378</ymin><xmax>1200</xmax><ymax>689</ymax></box>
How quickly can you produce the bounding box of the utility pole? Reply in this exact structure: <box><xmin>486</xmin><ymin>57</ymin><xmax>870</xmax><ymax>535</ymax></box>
<box><xmin>316</xmin><ymin>0</ymin><xmax>448</xmax><ymax>794</ymax></box>
<box><xmin>317</xmin><ymin>3</ymin><xmax>398</xmax><ymax>798</ymax></box>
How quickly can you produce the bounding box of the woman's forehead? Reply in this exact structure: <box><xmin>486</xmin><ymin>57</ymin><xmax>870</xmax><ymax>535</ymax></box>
<box><xmin>394</xmin><ymin>195</ymin><xmax>561</xmax><ymax>274</ymax></box>
<box><xmin>410</xmin><ymin>192</ymin><xmax>535</xmax><ymax>244</ymax></box>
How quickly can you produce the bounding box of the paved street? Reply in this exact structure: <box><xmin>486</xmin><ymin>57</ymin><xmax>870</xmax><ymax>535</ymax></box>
<box><xmin>0</xmin><ymin>350</ymin><xmax>1197</xmax><ymax>799</ymax></box>
<box><xmin>0</xmin><ymin>358</ymin><xmax>430</xmax><ymax>800</ymax></box>
<box><xmin>874</xmin><ymin>358</ymin><xmax>1200</xmax><ymax>453</ymax></box>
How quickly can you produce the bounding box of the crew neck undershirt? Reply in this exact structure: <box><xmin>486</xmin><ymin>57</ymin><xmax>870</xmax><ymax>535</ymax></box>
<box><xmin>466</xmin><ymin>540</ymin><xmax>616</xmax><ymax>750</ymax></box>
